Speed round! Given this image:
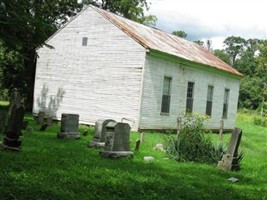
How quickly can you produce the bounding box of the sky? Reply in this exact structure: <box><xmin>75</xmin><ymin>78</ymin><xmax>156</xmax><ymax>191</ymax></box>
<box><xmin>146</xmin><ymin>0</ymin><xmax>267</xmax><ymax>49</ymax></box>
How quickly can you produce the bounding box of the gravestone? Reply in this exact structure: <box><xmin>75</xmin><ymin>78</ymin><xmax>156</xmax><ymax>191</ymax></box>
<box><xmin>57</xmin><ymin>113</ymin><xmax>80</xmax><ymax>139</ymax></box>
<box><xmin>134</xmin><ymin>139</ymin><xmax>141</xmax><ymax>151</ymax></box>
<box><xmin>87</xmin><ymin>119</ymin><xmax>116</xmax><ymax>148</ymax></box>
<box><xmin>100</xmin><ymin>122</ymin><xmax>133</xmax><ymax>158</ymax></box>
<box><xmin>1</xmin><ymin>91</ymin><xmax>25</xmax><ymax>151</ymax></box>
<box><xmin>46</xmin><ymin>116</ymin><xmax>53</xmax><ymax>126</ymax></box>
<box><xmin>37</xmin><ymin>111</ymin><xmax>45</xmax><ymax>125</ymax></box>
<box><xmin>218</xmin><ymin>128</ymin><xmax>242</xmax><ymax>171</ymax></box>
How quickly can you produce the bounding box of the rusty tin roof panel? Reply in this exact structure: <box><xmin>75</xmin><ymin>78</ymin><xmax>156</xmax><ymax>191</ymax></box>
<box><xmin>93</xmin><ymin>6</ymin><xmax>242</xmax><ymax>77</ymax></box>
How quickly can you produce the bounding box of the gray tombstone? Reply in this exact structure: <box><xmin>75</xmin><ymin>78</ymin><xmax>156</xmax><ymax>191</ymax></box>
<box><xmin>1</xmin><ymin>92</ymin><xmax>25</xmax><ymax>151</ymax></box>
<box><xmin>46</xmin><ymin>116</ymin><xmax>53</xmax><ymax>126</ymax></box>
<box><xmin>57</xmin><ymin>113</ymin><xmax>80</xmax><ymax>139</ymax></box>
<box><xmin>100</xmin><ymin>122</ymin><xmax>133</xmax><ymax>158</ymax></box>
<box><xmin>37</xmin><ymin>111</ymin><xmax>45</xmax><ymax>125</ymax></box>
<box><xmin>218</xmin><ymin>128</ymin><xmax>242</xmax><ymax>171</ymax></box>
<box><xmin>87</xmin><ymin>119</ymin><xmax>116</xmax><ymax>148</ymax></box>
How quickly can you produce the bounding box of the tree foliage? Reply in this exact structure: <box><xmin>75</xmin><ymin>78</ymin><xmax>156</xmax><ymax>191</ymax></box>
<box><xmin>215</xmin><ymin>36</ymin><xmax>267</xmax><ymax>110</ymax></box>
<box><xmin>0</xmin><ymin>0</ymin><xmax>156</xmax><ymax>108</ymax></box>
<box><xmin>194</xmin><ymin>40</ymin><xmax>204</xmax><ymax>46</ymax></box>
<box><xmin>172</xmin><ymin>30</ymin><xmax>187</xmax><ymax>38</ymax></box>
<box><xmin>213</xmin><ymin>49</ymin><xmax>231</xmax><ymax>65</ymax></box>
<box><xmin>223</xmin><ymin>36</ymin><xmax>246</xmax><ymax>66</ymax></box>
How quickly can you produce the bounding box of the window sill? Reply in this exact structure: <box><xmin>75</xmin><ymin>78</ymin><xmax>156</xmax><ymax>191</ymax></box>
<box><xmin>160</xmin><ymin>112</ymin><xmax>170</xmax><ymax>116</ymax></box>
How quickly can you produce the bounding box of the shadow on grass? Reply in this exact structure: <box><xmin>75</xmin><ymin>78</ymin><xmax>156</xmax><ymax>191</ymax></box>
<box><xmin>0</xmin><ymin>114</ymin><xmax>265</xmax><ymax>200</ymax></box>
<box><xmin>0</xmin><ymin>137</ymin><xmax>253</xmax><ymax>200</ymax></box>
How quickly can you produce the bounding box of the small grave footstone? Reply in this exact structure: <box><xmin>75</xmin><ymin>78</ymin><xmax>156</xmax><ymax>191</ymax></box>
<box><xmin>154</xmin><ymin>144</ymin><xmax>165</xmax><ymax>151</ymax></box>
<box><xmin>144</xmin><ymin>156</ymin><xmax>154</xmax><ymax>162</ymax></box>
<box><xmin>134</xmin><ymin>139</ymin><xmax>141</xmax><ymax>151</ymax></box>
<box><xmin>218</xmin><ymin>128</ymin><xmax>242</xmax><ymax>171</ymax></box>
<box><xmin>228</xmin><ymin>177</ymin><xmax>239</xmax><ymax>182</ymax></box>
<box><xmin>87</xmin><ymin>119</ymin><xmax>116</xmax><ymax>148</ymax></box>
<box><xmin>100</xmin><ymin>122</ymin><xmax>133</xmax><ymax>158</ymax></box>
<box><xmin>57</xmin><ymin>113</ymin><xmax>80</xmax><ymax>139</ymax></box>
<box><xmin>1</xmin><ymin>91</ymin><xmax>25</xmax><ymax>151</ymax></box>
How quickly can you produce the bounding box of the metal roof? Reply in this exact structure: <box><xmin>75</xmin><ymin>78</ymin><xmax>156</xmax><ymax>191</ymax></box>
<box><xmin>92</xmin><ymin>6</ymin><xmax>243</xmax><ymax>77</ymax></box>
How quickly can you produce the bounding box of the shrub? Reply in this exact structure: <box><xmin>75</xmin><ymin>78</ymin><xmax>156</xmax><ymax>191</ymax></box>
<box><xmin>164</xmin><ymin>113</ymin><xmax>225</xmax><ymax>164</ymax></box>
<box><xmin>253</xmin><ymin>116</ymin><xmax>267</xmax><ymax>127</ymax></box>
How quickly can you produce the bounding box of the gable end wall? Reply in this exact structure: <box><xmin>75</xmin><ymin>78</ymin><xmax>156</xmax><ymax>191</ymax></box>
<box><xmin>33</xmin><ymin>7</ymin><xmax>146</xmax><ymax>130</ymax></box>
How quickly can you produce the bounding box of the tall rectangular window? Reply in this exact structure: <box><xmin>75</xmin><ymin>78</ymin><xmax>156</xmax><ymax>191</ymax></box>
<box><xmin>161</xmin><ymin>77</ymin><xmax>172</xmax><ymax>114</ymax></box>
<box><xmin>186</xmin><ymin>82</ymin><xmax>194</xmax><ymax>113</ymax></box>
<box><xmin>82</xmin><ymin>37</ymin><xmax>88</xmax><ymax>46</ymax></box>
<box><xmin>222</xmin><ymin>89</ymin><xmax>230</xmax><ymax>119</ymax></box>
<box><xmin>206</xmin><ymin>85</ymin><xmax>214</xmax><ymax>116</ymax></box>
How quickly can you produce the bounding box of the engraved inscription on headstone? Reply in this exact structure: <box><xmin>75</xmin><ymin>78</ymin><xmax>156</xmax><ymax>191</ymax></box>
<box><xmin>100</xmin><ymin>122</ymin><xmax>133</xmax><ymax>158</ymax></box>
<box><xmin>57</xmin><ymin>113</ymin><xmax>80</xmax><ymax>139</ymax></box>
<box><xmin>218</xmin><ymin>128</ymin><xmax>242</xmax><ymax>171</ymax></box>
<box><xmin>87</xmin><ymin>119</ymin><xmax>116</xmax><ymax>148</ymax></box>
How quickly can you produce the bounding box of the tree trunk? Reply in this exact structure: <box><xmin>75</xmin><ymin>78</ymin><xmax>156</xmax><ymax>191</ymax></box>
<box><xmin>23</xmin><ymin>48</ymin><xmax>37</xmax><ymax>111</ymax></box>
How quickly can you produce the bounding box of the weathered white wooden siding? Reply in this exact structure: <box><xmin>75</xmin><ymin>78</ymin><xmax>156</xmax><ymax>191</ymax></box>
<box><xmin>139</xmin><ymin>52</ymin><xmax>240</xmax><ymax>130</ymax></box>
<box><xmin>33</xmin><ymin>7</ymin><xmax>146</xmax><ymax>131</ymax></box>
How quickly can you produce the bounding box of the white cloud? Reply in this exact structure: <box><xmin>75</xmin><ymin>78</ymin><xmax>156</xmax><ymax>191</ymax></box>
<box><xmin>147</xmin><ymin>0</ymin><xmax>267</xmax><ymax>48</ymax></box>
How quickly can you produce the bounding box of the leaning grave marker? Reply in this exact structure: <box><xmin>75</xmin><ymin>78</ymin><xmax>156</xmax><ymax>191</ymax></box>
<box><xmin>218</xmin><ymin>127</ymin><xmax>242</xmax><ymax>171</ymax></box>
<box><xmin>87</xmin><ymin>119</ymin><xmax>116</xmax><ymax>148</ymax></box>
<box><xmin>57</xmin><ymin>113</ymin><xmax>80</xmax><ymax>139</ymax></box>
<box><xmin>100</xmin><ymin>121</ymin><xmax>133</xmax><ymax>158</ymax></box>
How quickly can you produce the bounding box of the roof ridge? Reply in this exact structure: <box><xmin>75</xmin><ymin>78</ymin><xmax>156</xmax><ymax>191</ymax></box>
<box><xmin>90</xmin><ymin>5</ymin><xmax>242</xmax><ymax>77</ymax></box>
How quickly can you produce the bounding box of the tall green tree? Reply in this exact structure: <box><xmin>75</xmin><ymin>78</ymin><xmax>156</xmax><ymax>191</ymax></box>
<box><xmin>0</xmin><ymin>0</ymin><xmax>84</xmax><ymax>108</ymax></box>
<box><xmin>0</xmin><ymin>0</ymin><xmax>156</xmax><ymax>109</ymax></box>
<box><xmin>234</xmin><ymin>38</ymin><xmax>262</xmax><ymax>75</ymax></box>
<box><xmin>223</xmin><ymin>36</ymin><xmax>246</xmax><ymax>66</ymax></box>
<box><xmin>214</xmin><ymin>36</ymin><xmax>266</xmax><ymax>110</ymax></box>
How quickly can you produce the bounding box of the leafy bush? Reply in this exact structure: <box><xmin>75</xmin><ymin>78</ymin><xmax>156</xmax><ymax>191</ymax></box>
<box><xmin>164</xmin><ymin>113</ymin><xmax>225</xmax><ymax>164</ymax></box>
<box><xmin>253</xmin><ymin>116</ymin><xmax>267</xmax><ymax>127</ymax></box>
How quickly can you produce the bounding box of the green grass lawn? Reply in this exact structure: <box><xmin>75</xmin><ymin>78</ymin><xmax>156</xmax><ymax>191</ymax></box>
<box><xmin>0</xmin><ymin>111</ymin><xmax>266</xmax><ymax>200</ymax></box>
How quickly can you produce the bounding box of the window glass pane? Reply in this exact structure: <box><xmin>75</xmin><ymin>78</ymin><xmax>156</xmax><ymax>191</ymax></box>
<box><xmin>186</xmin><ymin>82</ymin><xmax>194</xmax><ymax>113</ymax></box>
<box><xmin>187</xmin><ymin>82</ymin><xmax>194</xmax><ymax>98</ymax></box>
<box><xmin>224</xmin><ymin>89</ymin><xmax>229</xmax><ymax>103</ymax></box>
<box><xmin>207</xmin><ymin>86</ymin><xmax>213</xmax><ymax>101</ymax></box>
<box><xmin>161</xmin><ymin>95</ymin><xmax>171</xmax><ymax>113</ymax></box>
<box><xmin>161</xmin><ymin>77</ymin><xmax>172</xmax><ymax>113</ymax></box>
<box><xmin>206</xmin><ymin>86</ymin><xmax>213</xmax><ymax>116</ymax></box>
<box><xmin>163</xmin><ymin>77</ymin><xmax>171</xmax><ymax>95</ymax></box>
<box><xmin>222</xmin><ymin>89</ymin><xmax>230</xmax><ymax>119</ymax></box>
<box><xmin>82</xmin><ymin>37</ymin><xmax>88</xmax><ymax>46</ymax></box>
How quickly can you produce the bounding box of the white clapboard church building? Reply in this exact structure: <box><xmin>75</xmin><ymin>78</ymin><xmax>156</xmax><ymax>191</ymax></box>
<box><xmin>33</xmin><ymin>5</ymin><xmax>243</xmax><ymax>131</ymax></box>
